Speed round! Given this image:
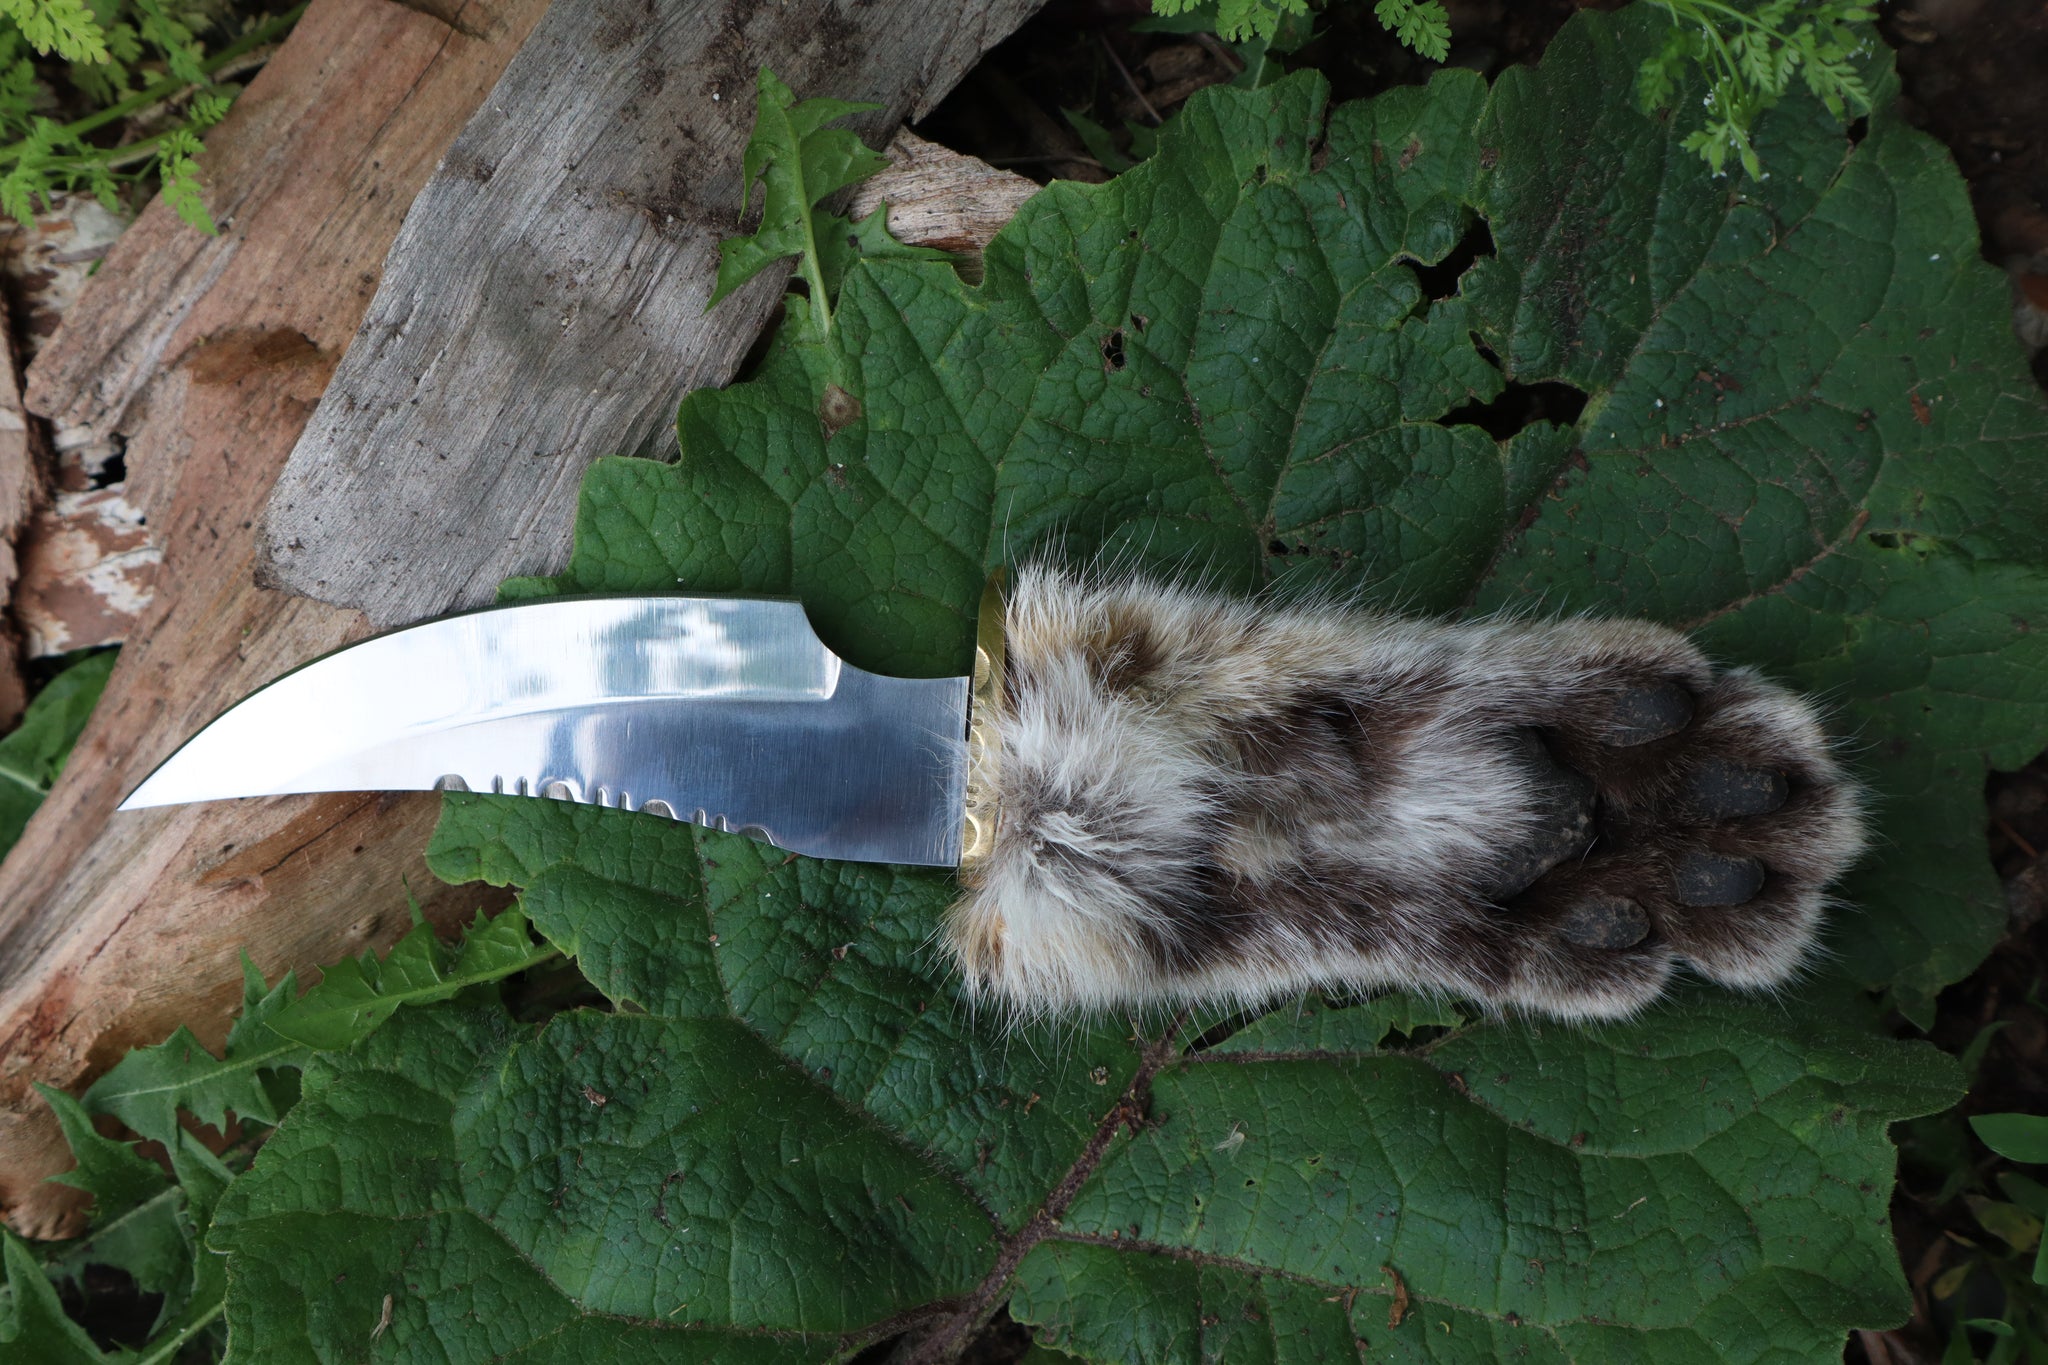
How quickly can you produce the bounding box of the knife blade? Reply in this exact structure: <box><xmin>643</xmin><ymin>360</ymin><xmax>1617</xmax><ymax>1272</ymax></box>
<box><xmin>118</xmin><ymin>595</ymin><xmax>971</xmax><ymax>868</ymax></box>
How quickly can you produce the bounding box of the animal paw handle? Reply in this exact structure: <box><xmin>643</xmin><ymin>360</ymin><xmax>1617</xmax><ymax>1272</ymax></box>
<box><xmin>945</xmin><ymin>562</ymin><xmax>1866</xmax><ymax>1022</ymax></box>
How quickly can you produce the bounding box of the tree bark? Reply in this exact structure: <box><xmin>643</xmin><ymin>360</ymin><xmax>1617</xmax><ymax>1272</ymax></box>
<box><xmin>259</xmin><ymin>0</ymin><xmax>1045</xmax><ymax>627</ymax></box>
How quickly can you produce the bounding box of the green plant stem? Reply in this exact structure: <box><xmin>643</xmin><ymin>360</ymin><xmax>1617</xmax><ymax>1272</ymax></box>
<box><xmin>1</xmin><ymin>2</ymin><xmax>304</xmax><ymax>166</ymax></box>
<box><xmin>1661</xmin><ymin>5</ymin><xmax>1744</xmax><ymax>87</ymax></box>
<box><xmin>46</xmin><ymin>125</ymin><xmax>180</xmax><ymax>172</ymax></box>
<box><xmin>1656</xmin><ymin>0</ymin><xmax>1770</xmax><ymax>28</ymax></box>
<box><xmin>796</xmin><ymin>190</ymin><xmax>833</xmax><ymax>343</ymax></box>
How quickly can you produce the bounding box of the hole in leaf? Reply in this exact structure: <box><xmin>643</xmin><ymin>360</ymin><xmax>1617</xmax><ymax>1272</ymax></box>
<box><xmin>1438</xmin><ymin>379</ymin><xmax>1589</xmax><ymax>441</ymax></box>
<box><xmin>1867</xmin><ymin>530</ymin><xmax>1938</xmax><ymax>557</ymax></box>
<box><xmin>732</xmin><ymin>299</ymin><xmax>787</xmax><ymax>384</ymax></box>
<box><xmin>55</xmin><ymin>1265</ymin><xmax>165</xmax><ymax>1353</ymax></box>
<box><xmin>1845</xmin><ymin>115</ymin><xmax>1869</xmax><ymax>147</ymax></box>
<box><xmin>1101</xmin><ymin>328</ymin><xmax>1127</xmax><ymax>372</ymax></box>
<box><xmin>1405</xmin><ymin>219</ymin><xmax>1495</xmax><ymax>301</ymax></box>
<box><xmin>1186</xmin><ymin>1006</ymin><xmax>1267</xmax><ymax>1053</ymax></box>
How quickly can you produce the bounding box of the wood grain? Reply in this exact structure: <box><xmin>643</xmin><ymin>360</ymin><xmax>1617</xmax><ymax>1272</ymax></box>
<box><xmin>261</xmin><ymin>0</ymin><xmax>1046</xmax><ymax>627</ymax></box>
<box><xmin>0</xmin><ymin>0</ymin><xmax>546</xmax><ymax>1238</ymax></box>
<box><xmin>851</xmin><ymin>129</ymin><xmax>1039</xmax><ymax>283</ymax></box>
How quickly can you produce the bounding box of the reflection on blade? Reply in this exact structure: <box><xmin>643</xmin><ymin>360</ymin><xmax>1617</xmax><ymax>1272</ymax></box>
<box><xmin>119</xmin><ymin>597</ymin><xmax>971</xmax><ymax>868</ymax></box>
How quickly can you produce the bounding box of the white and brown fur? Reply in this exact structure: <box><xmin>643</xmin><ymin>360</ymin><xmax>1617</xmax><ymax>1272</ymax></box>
<box><xmin>948</xmin><ymin>562</ymin><xmax>1866</xmax><ymax>1022</ymax></box>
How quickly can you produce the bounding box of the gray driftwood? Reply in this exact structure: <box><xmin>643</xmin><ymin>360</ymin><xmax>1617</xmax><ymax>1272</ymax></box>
<box><xmin>262</xmin><ymin>0</ymin><xmax>1045</xmax><ymax>626</ymax></box>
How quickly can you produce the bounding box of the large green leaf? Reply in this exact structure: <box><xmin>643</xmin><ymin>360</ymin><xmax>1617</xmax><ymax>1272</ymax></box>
<box><xmin>212</xmin><ymin>8</ymin><xmax>2033</xmax><ymax>1360</ymax></box>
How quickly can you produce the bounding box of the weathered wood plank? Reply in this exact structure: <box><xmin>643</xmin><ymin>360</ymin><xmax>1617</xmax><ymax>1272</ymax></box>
<box><xmin>0</xmin><ymin>0</ymin><xmax>548</xmax><ymax>1238</ymax></box>
<box><xmin>261</xmin><ymin>0</ymin><xmax>1046</xmax><ymax>627</ymax></box>
<box><xmin>851</xmin><ymin>129</ymin><xmax>1038</xmax><ymax>282</ymax></box>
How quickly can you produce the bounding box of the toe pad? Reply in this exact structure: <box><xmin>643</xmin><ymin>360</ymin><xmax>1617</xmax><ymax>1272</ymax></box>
<box><xmin>1558</xmin><ymin>896</ymin><xmax>1651</xmax><ymax>950</ymax></box>
<box><xmin>1598</xmin><ymin>682</ymin><xmax>1696</xmax><ymax>747</ymax></box>
<box><xmin>1683</xmin><ymin>759</ymin><xmax>1789</xmax><ymax>819</ymax></box>
<box><xmin>1673</xmin><ymin>853</ymin><xmax>1767</xmax><ymax>907</ymax></box>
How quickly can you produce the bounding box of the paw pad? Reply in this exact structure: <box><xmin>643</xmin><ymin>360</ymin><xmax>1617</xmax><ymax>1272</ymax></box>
<box><xmin>1557</xmin><ymin>895</ymin><xmax>1650</xmax><ymax>950</ymax></box>
<box><xmin>1497</xmin><ymin>658</ymin><xmax>1863</xmax><ymax>1016</ymax></box>
<box><xmin>1596</xmin><ymin>681</ymin><xmax>1695</xmax><ymax>746</ymax></box>
<box><xmin>1681</xmin><ymin>759</ymin><xmax>1789</xmax><ymax>819</ymax></box>
<box><xmin>1671</xmin><ymin>852</ymin><xmax>1768</xmax><ymax>907</ymax></box>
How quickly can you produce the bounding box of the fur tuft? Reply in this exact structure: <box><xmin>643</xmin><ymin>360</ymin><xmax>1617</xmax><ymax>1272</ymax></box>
<box><xmin>945</xmin><ymin>562</ymin><xmax>1866</xmax><ymax>1024</ymax></box>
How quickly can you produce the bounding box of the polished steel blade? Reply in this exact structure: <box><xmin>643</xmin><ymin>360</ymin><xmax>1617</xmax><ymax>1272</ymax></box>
<box><xmin>119</xmin><ymin>597</ymin><xmax>970</xmax><ymax>867</ymax></box>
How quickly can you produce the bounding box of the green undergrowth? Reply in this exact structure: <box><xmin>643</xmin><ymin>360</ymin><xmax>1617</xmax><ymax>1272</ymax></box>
<box><xmin>1152</xmin><ymin>0</ymin><xmax>1879</xmax><ymax>179</ymax></box>
<box><xmin>0</xmin><ymin>648</ymin><xmax>114</xmax><ymax>861</ymax></box>
<box><xmin>1</xmin><ymin>910</ymin><xmax>551</xmax><ymax>1361</ymax></box>
<box><xmin>0</xmin><ymin>0</ymin><xmax>303</xmax><ymax>230</ymax></box>
<box><xmin>12</xmin><ymin>4</ymin><xmax>2048</xmax><ymax>1361</ymax></box>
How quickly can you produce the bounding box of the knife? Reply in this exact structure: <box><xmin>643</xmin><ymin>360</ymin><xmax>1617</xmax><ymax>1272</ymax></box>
<box><xmin>120</xmin><ymin>591</ymin><xmax>983</xmax><ymax>868</ymax></box>
<box><xmin>119</xmin><ymin>565</ymin><xmax>1864</xmax><ymax>1019</ymax></box>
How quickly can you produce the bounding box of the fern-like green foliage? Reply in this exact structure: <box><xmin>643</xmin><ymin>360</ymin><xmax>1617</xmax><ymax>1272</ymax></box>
<box><xmin>1371</xmin><ymin>0</ymin><xmax>1448</xmax><ymax>60</ymax></box>
<box><xmin>1149</xmin><ymin>0</ymin><xmax>1447</xmax><ymax>52</ymax></box>
<box><xmin>1150</xmin><ymin>0</ymin><xmax>1308</xmax><ymax>43</ymax></box>
<box><xmin>1637</xmin><ymin>0</ymin><xmax>1876</xmax><ymax>178</ymax></box>
<box><xmin>0</xmin><ymin>0</ymin><xmax>105</xmax><ymax>64</ymax></box>
<box><xmin>1148</xmin><ymin>0</ymin><xmax>1875</xmax><ymax>177</ymax></box>
<box><xmin>0</xmin><ymin>0</ymin><xmax>301</xmax><ymax>232</ymax></box>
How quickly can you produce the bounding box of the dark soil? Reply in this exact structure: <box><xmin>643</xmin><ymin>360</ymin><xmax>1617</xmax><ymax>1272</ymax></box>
<box><xmin>921</xmin><ymin>4</ymin><xmax>2048</xmax><ymax>1364</ymax></box>
<box><xmin>922</xmin><ymin>0</ymin><xmax>1591</xmax><ymax>184</ymax></box>
<box><xmin>1883</xmin><ymin>0</ymin><xmax>2048</xmax><ymax>393</ymax></box>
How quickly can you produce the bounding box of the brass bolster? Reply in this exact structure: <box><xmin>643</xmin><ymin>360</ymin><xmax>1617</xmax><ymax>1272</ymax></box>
<box><xmin>958</xmin><ymin>569</ymin><xmax>1006</xmax><ymax>879</ymax></box>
